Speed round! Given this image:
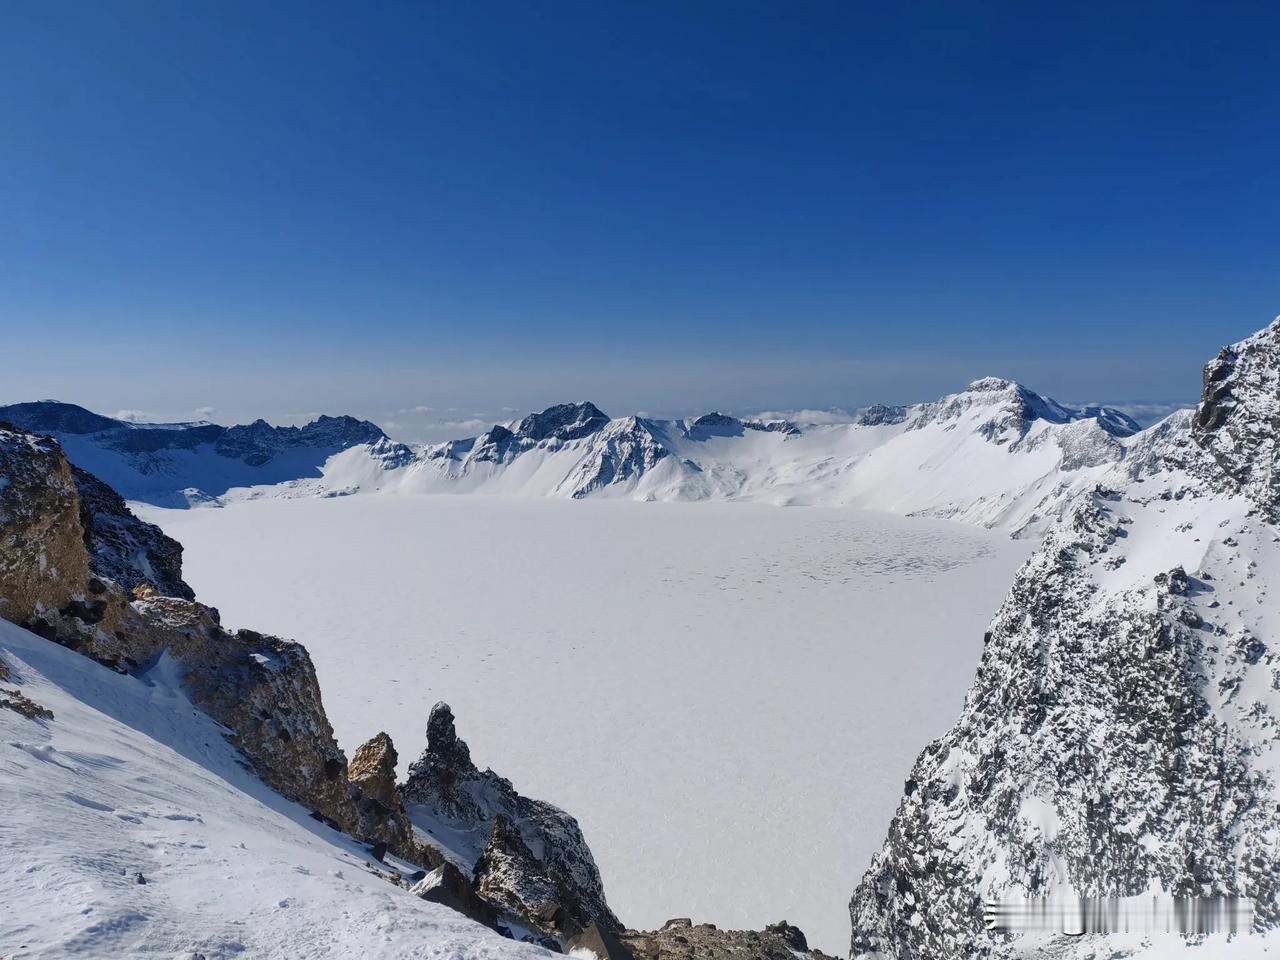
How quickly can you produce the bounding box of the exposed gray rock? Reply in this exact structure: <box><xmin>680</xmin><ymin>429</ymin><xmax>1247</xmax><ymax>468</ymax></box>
<box><xmin>566</xmin><ymin>923</ymin><xmax>635</xmax><ymax>960</ymax></box>
<box><xmin>402</xmin><ymin>701</ymin><xmax>621</xmax><ymax>935</ymax></box>
<box><xmin>411</xmin><ymin>860</ymin><xmax>499</xmax><ymax>929</ymax></box>
<box><xmin>856</xmin><ymin>403</ymin><xmax>908</xmax><ymax>426</ymax></box>
<box><xmin>622</xmin><ymin>920</ymin><xmax>838</xmax><ymax>960</ymax></box>
<box><xmin>515</xmin><ymin>402</ymin><xmax>610</xmax><ymax>443</ymax></box>
<box><xmin>71</xmin><ymin>464</ymin><xmax>193</xmax><ymax>599</ymax></box>
<box><xmin>0</xmin><ymin>687</ymin><xmax>53</xmax><ymax>721</ymax></box>
<box><xmin>473</xmin><ymin>814</ymin><xmax>571</xmax><ymax>936</ymax></box>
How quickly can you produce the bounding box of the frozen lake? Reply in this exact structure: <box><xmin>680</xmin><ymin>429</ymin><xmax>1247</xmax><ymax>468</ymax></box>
<box><xmin>142</xmin><ymin>496</ymin><xmax>1031</xmax><ymax>953</ymax></box>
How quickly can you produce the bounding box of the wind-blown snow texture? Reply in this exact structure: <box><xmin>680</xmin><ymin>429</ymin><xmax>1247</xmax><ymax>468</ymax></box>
<box><xmin>0</xmin><ymin>616</ymin><xmax>545</xmax><ymax>959</ymax></box>
<box><xmin>5</xmin><ymin>384</ymin><xmax>1139</xmax><ymax>535</ymax></box>
<box><xmin>141</xmin><ymin>496</ymin><xmax>1032</xmax><ymax>953</ymax></box>
<box><xmin>850</xmin><ymin>320</ymin><xmax>1280</xmax><ymax>958</ymax></box>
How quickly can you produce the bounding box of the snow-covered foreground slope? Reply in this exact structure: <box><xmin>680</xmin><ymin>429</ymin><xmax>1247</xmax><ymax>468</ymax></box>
<box><xmin>0</xmin><ymin>616</ymin><xmax>543</xmax><ymax>959</ymax></box>
<box><xmin>140</xmin><ymin>496</ymin><xmax>1033</xmax><ymax>954</ymax></box>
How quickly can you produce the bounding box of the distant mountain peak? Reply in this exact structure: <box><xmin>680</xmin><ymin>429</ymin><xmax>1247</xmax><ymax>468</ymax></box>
<box><xmin>0</xmin><ymin>400</ymin><xmax>122</xmax><ymax>435</ymax></box>
<box><xmin>964</xmin><ymin>376</ymin><xmax>1020</xmax><ymax>392</ymax></box>
<box><xmin>514</xmin><ymin>402</ymin><xmax>610</xmax><ymax>442</ymax></box>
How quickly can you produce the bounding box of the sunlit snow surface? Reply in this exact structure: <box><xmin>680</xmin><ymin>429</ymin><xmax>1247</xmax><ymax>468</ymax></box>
<box><xmin>141</xmin><ymin>496</ymin><xmax>1033</xmax><ymax>953</ymax></box>
<box><xmin>0</xmin><ymin>619</ymin><xmax>544</xmax><ymax>960</ymax></box>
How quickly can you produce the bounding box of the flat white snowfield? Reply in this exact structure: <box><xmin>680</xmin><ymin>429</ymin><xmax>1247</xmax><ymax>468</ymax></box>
<box><xmin>143</xmin><ymin>496</ymin><xmax>1032</xmax><ymax>953</ymax></box>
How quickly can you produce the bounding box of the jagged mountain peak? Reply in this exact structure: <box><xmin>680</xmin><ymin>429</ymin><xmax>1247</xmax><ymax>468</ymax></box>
<box><xmin>914</xmin><ymin>377</ymin><xmax>1140</xmax><ymax>441</ymax></box>
<box><xmin>514</xmin><ymin>401</ymin><xmax>609</xmax><ymax>443</ymax></box>
<box><xmin>1193</xmin><ymin>317</ymin><xmax>1280</xmax><ymax>518</ymax></box>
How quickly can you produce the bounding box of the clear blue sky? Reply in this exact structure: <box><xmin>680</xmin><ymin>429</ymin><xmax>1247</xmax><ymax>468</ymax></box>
<box><xmin>2</xmin><ymin>1</ymin><xmax>1278</xmax><ymax>438</ymax></box>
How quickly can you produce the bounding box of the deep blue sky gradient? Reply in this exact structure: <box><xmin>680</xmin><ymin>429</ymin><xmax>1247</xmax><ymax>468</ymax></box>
<box><xmin>2</xmin><ymin>1</ymin><xmax>1278</xmax><ymax>436</ymax></box>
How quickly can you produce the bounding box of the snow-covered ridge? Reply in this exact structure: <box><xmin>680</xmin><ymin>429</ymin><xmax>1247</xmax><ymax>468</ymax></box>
<box><xmin>850</xmin><ymin>317</ymin><xmax>1280</xmax><ymax>958</ymax></box>
<box><xmin>0</xmin><ymin>401</ymin><xmax>386</xmax><ymax>508</ymax></box>
<box><xmin>3</xmin><ymin>385</ymin><xmax>1146</xmax><ymax>535</ymax></box>
<box><xmin>320</xmin><ymin>385</ymin><xmax>1141</xmax><ymax>534</ymax></box>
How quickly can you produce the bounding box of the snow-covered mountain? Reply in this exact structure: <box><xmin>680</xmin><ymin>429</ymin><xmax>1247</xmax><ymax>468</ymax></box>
<box><xmin>291</xmin><ymin>383</ymin><xmax>1142</xmax><ymax>534</ymax></box>
<box><xmin>0</xmin><ymin>401</ymin><xmax>386</xmax><ymax>508</ymax></box>
<box><xmin>4</xmin><ymin>383</ymin><xmax>1147</xmax><ymax>536</ymax></box>
<box><xmin>850</xmin><ymin>320</ymin><xmax>1280</xmax><ymax>958</ymax></box>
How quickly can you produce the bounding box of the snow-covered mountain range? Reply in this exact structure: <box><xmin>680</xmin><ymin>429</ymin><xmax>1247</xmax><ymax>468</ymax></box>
<box><xmin>851</xmin><ymin>321</ymin><xmax>1280</xmax><ymax>958</ymax></box>
<box><xmin>0</xmin><ymin>381</ymin><xmax>1147</xmax><ymax>535</ymax></box>
<box><xmin>0</xmin><ymin>401</ymin><xmax>386</xmax><ymax>508</ymax></box>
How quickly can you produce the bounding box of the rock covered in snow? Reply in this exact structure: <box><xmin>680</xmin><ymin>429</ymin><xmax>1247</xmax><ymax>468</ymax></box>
<box><xmin>515</xmin><ymin>401</ymin><xmax>610</xmax><ymax>443</ymax></box>
<box><xmin>1193</xmin><ymin>321</ymin><xmax>1280</xmax><ymax>519</ymax></box>
<box><xmin>402</xmin><ymin>701</ymin><xmax>621</xmax><ymax>935</ymax></box>
<box><xmin>856</xmin><ymin>403</ymin><xmax>908</xmax><ymax>426</ymax></box>
<box><xmin>71</xmin><ymin>464</ymin><xmax>193</xmax><ymax>599</ymax></box>
<box><xmin>473</xmin><ymin>814</ymin><xmax>572</xmax><ymax>936</ymax></box>
<box><xmin>849</xmin><ymin>318</ymin><xmax>1280</xmax><ymax>958</ymax></box>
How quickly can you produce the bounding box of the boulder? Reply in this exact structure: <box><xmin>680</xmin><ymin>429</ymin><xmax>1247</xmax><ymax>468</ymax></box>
<box><xmin>411</xmin><ymin>861</ymin><xmax>498</xmax><ymax>929</ymax></box>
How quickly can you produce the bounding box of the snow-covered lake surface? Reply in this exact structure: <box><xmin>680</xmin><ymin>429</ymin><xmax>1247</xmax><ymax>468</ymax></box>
<box><xmin>141</xmin><ymin>496</ymin><xmax>1033</xmax><ymax>953</ymax></box>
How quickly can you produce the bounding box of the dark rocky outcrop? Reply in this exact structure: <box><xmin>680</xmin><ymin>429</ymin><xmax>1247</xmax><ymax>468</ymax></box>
<box><xmin>621</xmin><ymin>919</ymin><xmax>838</xmax><ymax>960</ymax></box>
<box><xmin>410</xmin><ymin>861</ymin><xmax>500</xmax><ymax>929</ymax></box>
<box><xmin>71</xmin><ymin>464</ymin><xmax>193</xmax><ymax>599</ymax></box>
<box><xmin>515</xmin><ymin>402</ymin><xmax>610</xmax><ymax>443</ymax></box>
<box><xmin>856</xmin><ymin>403</ymin><xmax>908</xmax><ymax>426</ymax></box>
<box><xmin>0</xmin><ymin>426</ymin><xmax>91</xmax><ymax>626</ymax></box>
<box><xmin>1192</xmin><ymin>319</ymin><xmax>1280</xmax><ymax>519</ymax></box>
<box><xmin>402</xmin><ymin>701</ymin><xmax>621</xmax><ymax>936</ymax></box>
<box><xmin>473</xmin><ymin>814</ymin><xmax>571</xmax><ymax>937</ymax></box>
<box><xmin>0</xmin><ymin>686</ymin><xmax>53</xmax><ymax>721</ymax></box>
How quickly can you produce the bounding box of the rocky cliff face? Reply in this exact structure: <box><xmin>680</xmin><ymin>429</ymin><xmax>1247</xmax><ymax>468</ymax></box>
<box><xmin>402</xmin><ymin>701</ymin><xmax>622</xmax><ymax>937</ymax></box>
<box><xmin>0</xmin><ymin>427</ymin><xmax>91</xmax><ymax>626</ymax></box>
<box><xmin>0</xmin><ymin>427</ymin><xmax>417</xmax><ymax>863</ymax></box>
<box><xmin>71</xmin><ymin>464</ymin><xmax>193</xmax><ymax>599</ymax></box>
<box><xmin>850</xmin><ymin>319</ymin><xmax>1280</xmax><ymax>958</ymax></box>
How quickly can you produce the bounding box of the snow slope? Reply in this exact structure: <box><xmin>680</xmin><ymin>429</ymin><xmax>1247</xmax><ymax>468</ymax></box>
<box><xmin>140</xmin><ymin>495</ymin><xmax>1033</xmax><ymax>954</ymax></box>
<box><xmin>0</xmin><ymin>616</ymin><xmax>545</xmax><ymax>960</ymax></box>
